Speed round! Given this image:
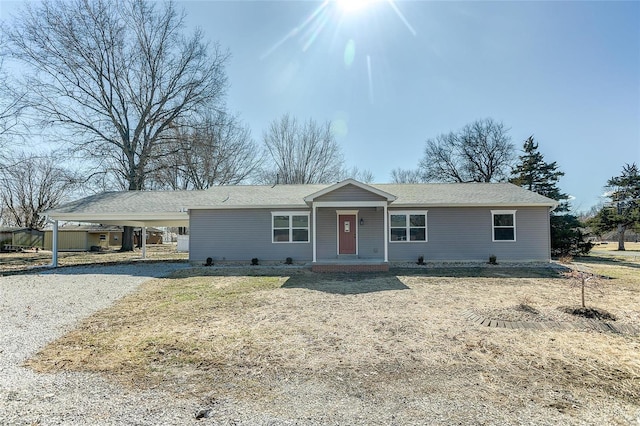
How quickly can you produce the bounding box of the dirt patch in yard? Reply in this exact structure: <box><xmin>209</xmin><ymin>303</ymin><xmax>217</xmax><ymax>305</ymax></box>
<box><xmin>26</xmin><ymin>265</ymin><xmax>640</xmax><ymax>423</ymax></box>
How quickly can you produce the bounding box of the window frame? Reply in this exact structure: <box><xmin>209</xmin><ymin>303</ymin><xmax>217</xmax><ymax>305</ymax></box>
<box><xmin>491</xmin><ymin>210</ymin><xmax>517</xmax><ymax>242</ymax></box>
<box><xmin>389</xmin><ymin>211</ymin><xmax>428</xmax><ymax>243</ymax></box>
<box><xmin>271</xmin><ymin>211</ymin><xmax>310</xmax><ymax>244</ymax></box>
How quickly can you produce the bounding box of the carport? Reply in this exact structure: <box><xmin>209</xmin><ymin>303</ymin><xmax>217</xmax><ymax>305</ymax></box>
<box><xmin>45</xmin><ymin>191</ymin><xmax>192</xmax><ymax>267</ymax></box>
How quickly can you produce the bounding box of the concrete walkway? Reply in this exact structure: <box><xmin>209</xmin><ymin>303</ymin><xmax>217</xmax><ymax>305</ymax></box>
<box><xmin>464</xmin><ymin>311</ymin><xmax>639</xmax><ymax>335</ymax></box>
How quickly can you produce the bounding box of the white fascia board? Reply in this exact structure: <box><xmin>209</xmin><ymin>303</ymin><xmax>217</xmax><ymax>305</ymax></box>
<box><xmin>45</xmin><ymin>212</ymin><xmax>188</xmax><ymax>222</ymax></box>
<box><xmin>389</xmin><ymin>202</ymin><xmax>557</xmax><ymax>208</ymax></box>
<box><xmin>186</xmin><ymin>204</ymin><xmax>308</xmax><ymax>210</ymax></box>
<box><xmin>313</xmin><ymin>201</ymin><xmax>388</xmax><ymax>208</ymax></box>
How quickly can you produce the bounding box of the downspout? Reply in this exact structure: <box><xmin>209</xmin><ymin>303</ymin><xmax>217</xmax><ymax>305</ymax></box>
<box><xmin>549</xmin><ymin>203</ymin><xmax>559</xmax><ymax>262</ymax></box>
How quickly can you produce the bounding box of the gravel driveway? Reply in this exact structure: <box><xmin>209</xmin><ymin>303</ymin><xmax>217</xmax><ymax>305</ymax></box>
<box><xmin>0</xmin><ymin>263</ymin><xmax>235</xmax><ymax>426</ymax></box>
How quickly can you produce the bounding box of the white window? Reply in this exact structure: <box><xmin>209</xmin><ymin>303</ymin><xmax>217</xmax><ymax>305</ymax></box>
<box><xmin>389</xmin><ymin>211</ymin><xmax>427</xmax><ymax>242</ymax></box>
<box><xmin>492</xmin><ymin>210</ymin><xmax>516</xmax><ymax>242</ymax></box>
<box><xmin>272</xmin><ymin>212</ymin><xmax>310</xmax><ymax>243</ymax></box>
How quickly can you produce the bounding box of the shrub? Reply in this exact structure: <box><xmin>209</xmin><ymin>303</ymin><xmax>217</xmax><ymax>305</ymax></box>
<box><xmin>551</xmin><ymin>215</ymin><xmax>594</xmax><ymax>257</ymax></box>
<box><xmin>285</xmin><ymin>257</ymin><xmax>293</xmax><ymax>265</ymax></box>
<box><xmin>417</xmin><ymin>255</ymin><xmax>425</xmax><ymax>265</ymax></box>
<box><xmin>251</xmin><ymin>257</ymin><xmax>259</xmax><ymax>266</ymax></box>
<box><xmin>488</xmin><ymin>254</ymin><xmax>497</xmax><ymax>265</ymax></box>
<box><xmin>204</xmin><ymin>257</ymin><xmax>213</xmax><ymax>266</ymax></box>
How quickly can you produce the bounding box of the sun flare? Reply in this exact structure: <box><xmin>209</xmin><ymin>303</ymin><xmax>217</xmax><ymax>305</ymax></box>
<box><xmin>335</xmin><ymin>0</ymin><xmax>373</xmax><ymax>14</ymax></box>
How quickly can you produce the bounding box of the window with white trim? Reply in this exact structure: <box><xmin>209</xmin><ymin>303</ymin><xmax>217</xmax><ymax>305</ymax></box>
<box><xmin>389</xmin><ymin>211</ymin><xmax>427</xmax><ymax>242</ymax></box>
<box><xmin>272</xmin><ymin>212</ymin><xmax>310</xmax><ymax>243</ymax></box>
<box><xmin>491</xmin><ymin>210</ymin><xmax>516</xmax><ymax>242</ymax></box>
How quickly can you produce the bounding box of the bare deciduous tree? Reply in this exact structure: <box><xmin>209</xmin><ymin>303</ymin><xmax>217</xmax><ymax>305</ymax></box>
<box><xmin>5</xmin><ymin>0</ymin><xmax>229</xmax><ymax>249</ymax></box>
<box><xmin>0</xmin><ymin>35</ymin><xmax>26</xmax><ymax>159</ymax></box>
<box><xmin>260</xmin><ymin>114</ymin><xmax>344</xmax><ymax>184</ymax></box>
<box><xmin>419</xmin><ymin>118</ymin><xmax>514</xmax><ymax>183</ymax></box>
<box><xmin>0</xmin><ymin>152</ymin><xmax>79</xmax><ymax>229</ymax></box>
<box><xmin>390</xmin><ymin>168</ymin><xmax>423</xmax><ymax>184</ymax></box>
<box><xmin>150</xmin><ymin>113</ymin><xmax>262</xmax><ymax>190</ymax></box>
<box><xmin>339</xmin><ymin>166</ymin><xmax>375</xmax><ymax>183</ymax></box>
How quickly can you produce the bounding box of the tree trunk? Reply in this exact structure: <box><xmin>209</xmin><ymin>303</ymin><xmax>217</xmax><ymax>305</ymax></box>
<box><xmin>617</xmin><ymin>224</ymin><xmax>626</xmax><ymax>251</ymax></box>
<box><xmin>120</xmin><ymin>226</ymin><xmax>135</xmax><ymax>252</ymax></box>
<box><xmin>581</xmin><ymin>278</ymin><xmax>586</xmax><ymax>308</ymax></box>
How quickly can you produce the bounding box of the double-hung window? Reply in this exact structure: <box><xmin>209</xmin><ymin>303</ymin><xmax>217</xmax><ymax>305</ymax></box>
<box><xmin>390</xmin><ymin>211</ymin><xmax>427</xmax><ymax>242</ymax></box>
<box><xmin>272</xmin><ymin>212</ymin><xmax>310</xmax><ymax>243</ymax></box>
<box><xmin>491</xmin><ymin>210</ymin><xmax>516</xmax><ymax>242</ymax></box>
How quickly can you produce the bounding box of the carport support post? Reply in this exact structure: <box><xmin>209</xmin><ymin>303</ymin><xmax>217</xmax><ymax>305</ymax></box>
<box><xmin>52</xmin><ymin>220</ymin><xmax>59</xmax><ymax>267</ymax></box>
<box><xmin>141</xmin><ymin>226</ymin><xmax>147</xmax><ymax>259</ymax></box>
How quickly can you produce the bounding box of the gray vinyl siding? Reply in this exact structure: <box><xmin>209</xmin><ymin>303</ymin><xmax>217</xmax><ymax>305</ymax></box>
<box><xmin>316</xmin><ymin>207</ymin><xmax>385</xmax><ymax>260</ymax></box>
<box><xmin>189</xmin><ymin>208</ymin><xmax>312</xmax><ymax>262</ymax></box>
<box><xmin>388</xmin><ymin>207</ymin><xmax>551</xmax><ymax>262</ymax></box>
<box><xmin>315</xmin><ymin>184</ymin><xmax>388</xmax><ymax>202</ymax></box>
<box><xmin>315</xmin><ymin>208</ymin><xmax>336</xmax><ymax>260</ymax></box>
<box><xmin>189</xmin><ymin>205</ymin><xmax>551</xmax><ymax>263</ymax></box>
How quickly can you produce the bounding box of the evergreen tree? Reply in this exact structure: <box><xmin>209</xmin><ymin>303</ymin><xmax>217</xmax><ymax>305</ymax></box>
<box><xmin>589</xmin><ymin>163</ymin><xmax>640</xmax><ymax>250</ymax></box>
<box><xmin>510</xmin><ymin>136</ymin><xmax>591</xmax><ymax>256</ymax></box>
<box><xmin>510</xmin><ymin>136</ymin><xmax>569</xmax><ymax>211</ymax></box>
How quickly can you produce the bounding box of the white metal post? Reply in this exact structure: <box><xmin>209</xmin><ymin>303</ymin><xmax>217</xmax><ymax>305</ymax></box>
<box><xmin>52</xmin><ymin>220</ymin><xmax>59</xmax><ymax>267</ymax></box>
<box><xmin>383</xmin><ymin>204</ymin><xmax>388</xmax><ymax>262</ymax></box>
<box><xmin>141</xmin><ymin>226</ymin><xmax>147</xmax><ymax>259</ymax></box>
<box><xmin>312</xmin><ymin>204</ymin><xmax>317</xmax><ymax>263</ymax></box>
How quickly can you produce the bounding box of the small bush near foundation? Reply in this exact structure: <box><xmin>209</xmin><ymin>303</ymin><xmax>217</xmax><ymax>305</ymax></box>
<box><xmin>417</xmin><ymin>256</ymin><xmax>425</xmax><ymax>265</ymax></box>
<box><xmin>285</xmin><ymin>257</ymin><xmax>293</xmax><ymax>265</ymax></box>
<box><xmin>251</xmin><ymin>258</ymin><xmax>259</xmax><ymax>266</ymax></box>
<box><xmin>204</xmin><ymin>257</ymin><xmax>213</xmax><ymax>267</ymax></box>
<box><xmin>488</xmin><ymin>255</ymin><xmax>497</xmax><ymax>265</ymax></box>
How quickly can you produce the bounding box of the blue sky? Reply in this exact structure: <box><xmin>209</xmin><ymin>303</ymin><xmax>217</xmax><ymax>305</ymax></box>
<box><xmin>2</xmin><ymin>1</ymin><xmax>639</xmax><ymax>211</ymax></box>
<box><xmin>180</xmin><ymin>0</ymin><xmax>640</xmax><ymax>211</ymax></box>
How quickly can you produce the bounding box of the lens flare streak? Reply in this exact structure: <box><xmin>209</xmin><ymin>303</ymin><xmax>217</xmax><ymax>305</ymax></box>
<box><xmin>386</xmin><ymin>0</ymin><xmax>417</xmax><ymax>36</ymax></box>
<box><xmin>367</xmin><ymin>54</ymin><xmax>374</xmax><ymax>104</ymax></box>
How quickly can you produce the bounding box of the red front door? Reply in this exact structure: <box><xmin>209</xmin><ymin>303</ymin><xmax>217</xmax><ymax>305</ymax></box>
<box><xmin>338</xmin><ymin>214</ymin><xmax>356</xmax><ymax>254</ymax></box>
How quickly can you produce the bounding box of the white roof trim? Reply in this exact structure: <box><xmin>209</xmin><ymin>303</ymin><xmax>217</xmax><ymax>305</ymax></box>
<box><xmin>46</xmin><ymin>212</ymin><xmax>188</xmax><ymax>221</ymax></box>
<box><xmin>303</xmin><ymin>178</ymin><xmax>397</xmax><ymax>202</ymax></box>
<box><xmin>390</xmin><ymin>202</ymin><xmax>557</xmax><ymax>208</ymax></box>
<box><xmin>187</xmin><ymin>204</ymin><xmax>309</xmax><ymax>210</ymax></box>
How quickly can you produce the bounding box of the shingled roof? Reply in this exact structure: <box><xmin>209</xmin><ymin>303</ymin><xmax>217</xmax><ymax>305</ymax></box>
<box><xmin>46</xmin><ymin>181</ymin><xmax>557</xmax><ymax>225</ymax></box>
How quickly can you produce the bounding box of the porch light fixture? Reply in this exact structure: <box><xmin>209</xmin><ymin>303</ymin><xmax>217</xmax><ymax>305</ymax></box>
<box><xmin>360</xmin><ymin>218</ymin><xmax>364</xmax><ymax>226</ymax></box>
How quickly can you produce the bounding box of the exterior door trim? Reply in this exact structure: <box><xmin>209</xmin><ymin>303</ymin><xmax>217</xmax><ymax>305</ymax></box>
<box><xmin>336</xmin><ymin>210</ymin><xmax>359</xmax><ymax>256</ymax></box>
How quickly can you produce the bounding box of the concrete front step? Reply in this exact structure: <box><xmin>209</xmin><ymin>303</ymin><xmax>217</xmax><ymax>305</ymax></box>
<box><xmin>312</xmin><ymin>263</ymin><xmax>389</xmax><ymax>273</ymax></box>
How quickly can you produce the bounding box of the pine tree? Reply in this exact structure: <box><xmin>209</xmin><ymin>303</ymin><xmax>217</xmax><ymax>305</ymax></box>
<box><xmin>510</xmin><ymin>137</ymin><xmax>591</xmax><ymax>256</ymax></box>
<box><xmin>510</xmin><ymin>136</ymin><xmax>569</xmax><ymax>211</ymax></box>
<box><xmin>589</xmin><ymin>163</ymin><xmax>640</xmax><ymax>250</ymax></box>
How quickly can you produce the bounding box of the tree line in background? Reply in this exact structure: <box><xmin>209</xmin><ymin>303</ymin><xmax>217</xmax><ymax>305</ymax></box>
<box><xmin>392</xmin><ymin>118</ymin><xmax>639</xmax><ymax>254</ymax></box>
<box><xmin>0</xmin><ymin>0</ymin><xmax>636</xmax><ymax>253</ymax></box>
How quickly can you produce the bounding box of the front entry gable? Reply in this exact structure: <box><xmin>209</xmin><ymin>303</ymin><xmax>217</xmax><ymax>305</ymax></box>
<box><xmin>304</xmin><ymin>179</ymin><xmax>396</xmax><ymax>204</ymax></box>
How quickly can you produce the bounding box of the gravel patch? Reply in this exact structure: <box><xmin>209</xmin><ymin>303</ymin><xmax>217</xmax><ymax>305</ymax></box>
<box><xmin>0</xmin><ymin>263</ymin><xmax>219</xmax><ymax>425</ymax></box>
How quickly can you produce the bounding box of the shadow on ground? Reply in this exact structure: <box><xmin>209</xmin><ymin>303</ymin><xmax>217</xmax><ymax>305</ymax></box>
<box><xmin>577</xmin><ymin>255</ymin><xmax>640</xmax><ymax>270</ymax></box>
<box><xmin>281</xmin><ymin>273</ymin><xmax>410</xmax><ymax>295</ymax></box>
<box><xmin>390</xmin><ymin>266</ymin><xmax>564</xmax><ymax>279</ymax></box>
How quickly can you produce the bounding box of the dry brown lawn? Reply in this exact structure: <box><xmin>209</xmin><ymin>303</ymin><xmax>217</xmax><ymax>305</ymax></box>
<box><xmin>25</xmin><ymin>260</ymin><xmax>640</xmax><ymax>423</ymax></box>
